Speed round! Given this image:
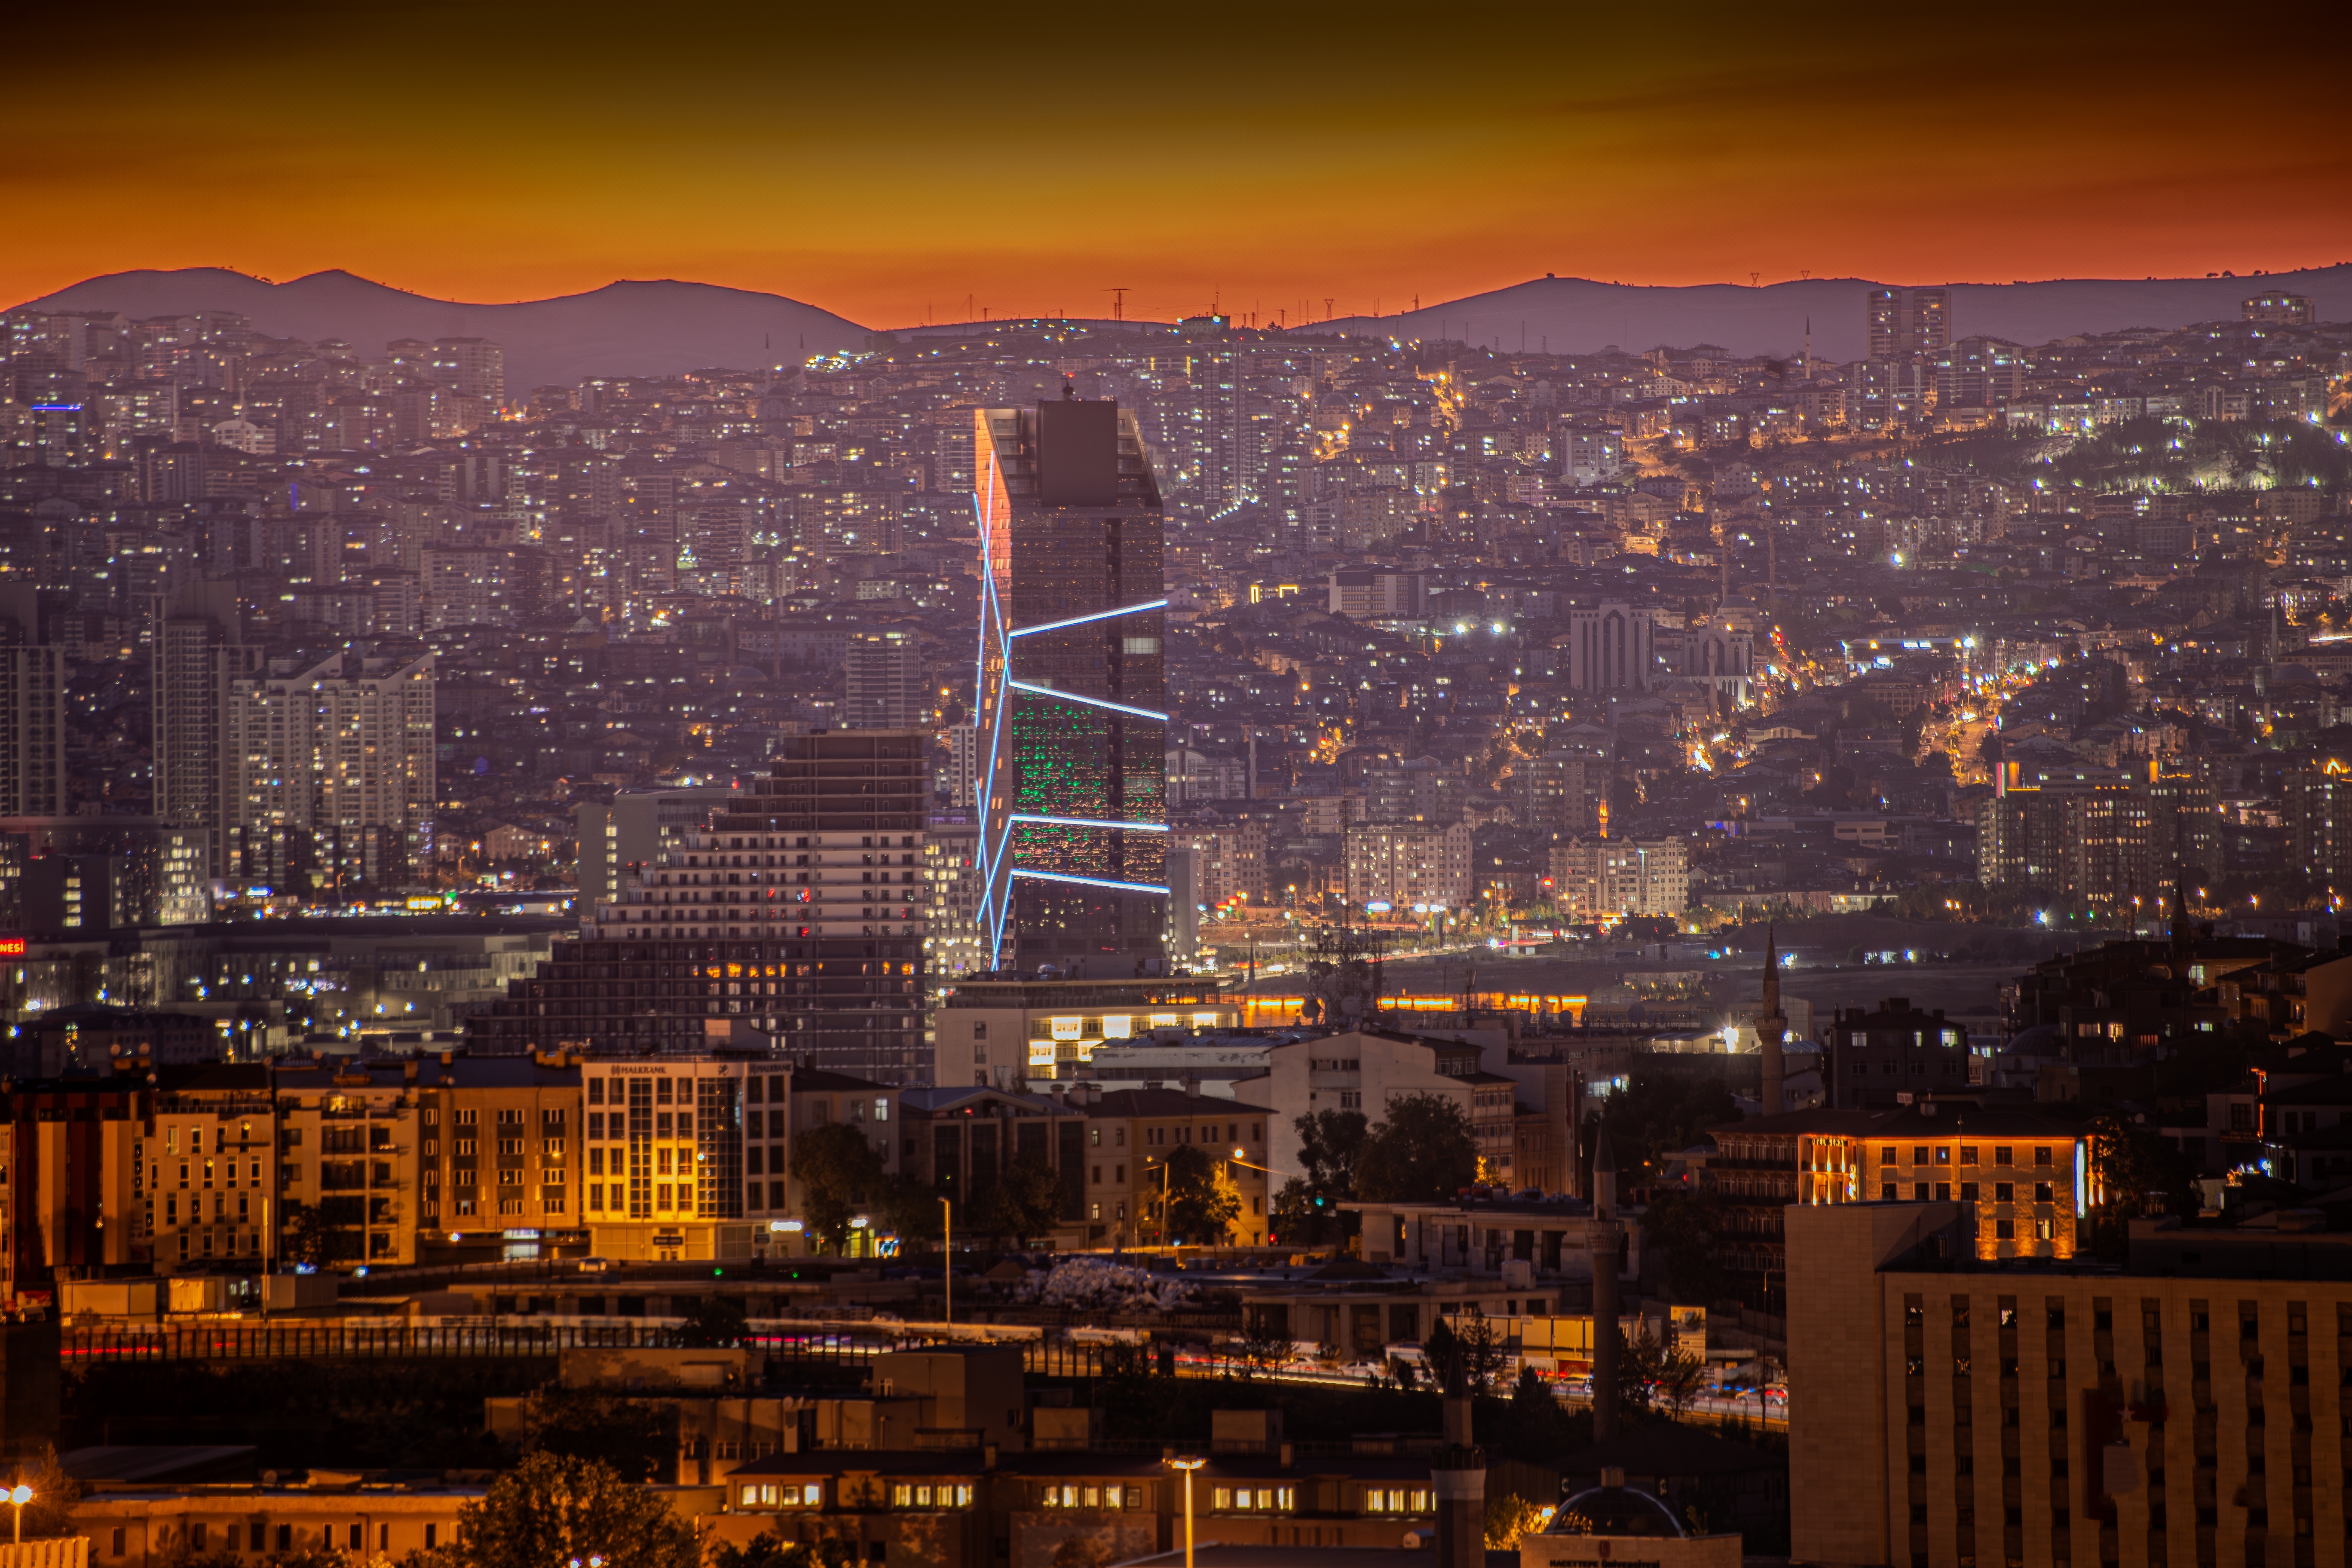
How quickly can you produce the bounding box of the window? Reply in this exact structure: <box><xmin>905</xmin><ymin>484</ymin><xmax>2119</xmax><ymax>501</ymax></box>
<box><xmin>1995</xmin><ymin>1183</ymin><xmax>2014</xmax><ymax>1202</ymax></box>
<box><xmin>1960</xmin><ymin>1146</ymin><xmax>1978</xmax><ymax>1165</ymax></box>
<box><xmin>1992</xmin><ymin>1145</ymin><xmax>2011</xmax><ymax>1165</ymax></box>
<box><xmin>2034</xmin><ymin>1147</ymin><xmax>2053</xmax><ymax>1167</ymax></box>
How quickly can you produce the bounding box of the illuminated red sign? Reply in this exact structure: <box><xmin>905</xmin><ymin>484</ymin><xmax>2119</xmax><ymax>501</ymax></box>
<box><xmin>0</xmin><ymin>938</ymin><xmax>24</xmax><ymax>956</ymax></box>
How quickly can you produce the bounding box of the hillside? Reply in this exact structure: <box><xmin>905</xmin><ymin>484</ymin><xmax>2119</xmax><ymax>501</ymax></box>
<box><xmin>1306</xmin><ymin>266</ymin><xmax>2352</xmax><ymax>360</ymax></box>
<box><xmin>12</xmin><ymin>268</ymin><xmax>868</xmax><ymax>389</ymax></box>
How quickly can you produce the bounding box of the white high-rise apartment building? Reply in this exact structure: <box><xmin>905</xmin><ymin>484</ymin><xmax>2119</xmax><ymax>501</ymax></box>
<box><xmin>1343</xmin><ymin>821</ymin><xmax>1472</xmax><ymax>913</ymax></box>
<box><xmin>1548</xmin><ymin>836</ymin><xmax>1688</xmax><ymax>919</ymax></box>
<box><xmin>222</xmin><ymin>649</ymin><xmax>436</xmax><ymax>889</ymax></box>
<box><xmin>0</xmin><ymin>585</ymin><xmax>65</xmax><ymax>816</ymax></box>
<box><xmin>843</xmin><ymin>630</ymin><xmax>925</xmax><ymax>730</ymax></box>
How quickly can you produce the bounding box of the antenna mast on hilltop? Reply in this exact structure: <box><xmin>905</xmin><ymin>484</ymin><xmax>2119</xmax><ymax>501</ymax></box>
<box><xmin>1106</xmin><ymin>287</ymin><xmax>1129</xmax><ymax>322</ymax></box>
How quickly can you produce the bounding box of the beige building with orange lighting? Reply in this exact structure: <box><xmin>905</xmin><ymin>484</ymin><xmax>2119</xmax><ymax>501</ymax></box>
<box><xmin>1788</xmin><ymin>1202</ymin><xmax>2352</xmax><ymax>1568</ymax></box>
<box><xmin>932</xmin><ymin>977</ymin><xmax>1240</xmax><ymax>1090</ymax></box>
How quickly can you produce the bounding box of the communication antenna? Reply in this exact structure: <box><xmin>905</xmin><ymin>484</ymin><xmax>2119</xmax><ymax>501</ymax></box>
<box><xmin>1106</xmin><ymin>286</ymin><xmax>1130</xmax><ymax>322</ymax></box>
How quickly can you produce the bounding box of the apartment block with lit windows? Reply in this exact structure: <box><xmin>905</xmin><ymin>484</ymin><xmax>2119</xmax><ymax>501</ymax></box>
<box><xmin>271</xmin><ymin>1057</ymin><xmax>428</xmax><ymax>1268</ymax></box>
<box><xmin>1789</xmin><ymin>1203</ymin><xmax>2352</xmax><ymax>1568</ymax></box>
<box><xmin>415</xmin><ymin>1055</ymin><xmax>582</xmax><ymax>1263</ymax></box>
<box><xmin>3</xmin><ymin>1074</ymin><xmax>147</xmax><ymax>1308</ymax></box>
<box><xmin>484</xmin><ymin>730</ymin><xmax>930</xmax><ymax>1082</ymax></box>
<box><xmin>1547</xmin><ymin>836</ymin><xmax>1688</xmax><ymax>919</ymax></box>
<box><xmin>148</xmin><ymin>1064</ymin><xmax>277</xmax><ymax>1269</ymax></box>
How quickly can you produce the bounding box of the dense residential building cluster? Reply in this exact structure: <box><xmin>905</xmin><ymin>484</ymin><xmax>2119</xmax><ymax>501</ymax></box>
<box><xmin>1</xmin><ymin>292</ymin><xmax>2352</xmax><ymax>1553</ymax></box>
<box><xmin>0</xmin><ymin>290</ymin><xmax>2345</xmax><ymax>966</ymax></box>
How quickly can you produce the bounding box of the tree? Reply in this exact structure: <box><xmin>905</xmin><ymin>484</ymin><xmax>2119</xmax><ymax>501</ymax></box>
<box><xmin>6</xmin><ymin>1446</ymin><xmax>80</xmax><ymax>1540</ymax></box>
<box><xmin>669</xmin><ymin>1294</ymin><xmax>749</xmax><ymax>1349</ymax></box>
<box><xmin>973</xmin><ymin>1156</ymin><xmax>1064</xmax><ymax>1247</ymax></box>
<box><xmin>1641</xmin><ymin>1188</ymin><xmax>1727</xmax><ymax>1305</ymax></box>
<box><xmin>516</xmin><ymin>1383</ymin><xmax>678</xmax><ymax>1484</ymax></box>
<box><xmin>2086</xmin><ymin>1112</ymin><xmax>2199</xmax><ymax>1261</ymax></box>
<box><xmin>1620</xmin><ymin>1319</ymin><xmax>1707</xmax><ymax>1421</ymax></box>
<box><xmin>1484</xmin><ymin>1493</ymin><xmax>1549</xmax><ymax>1550</ymax></box>
<box><xmin>1586</xmin><ymin>1067</ymin><xmax>1739</xmax><ymax>1187</ymax></box>
<box><xmin>1233</xmin><ymin>1310</ymin><xmax>1293</xmax><ymax>1379</ymax></box>
<box><xmin>450</xmin><ymin>1452</ymin><xmax>699</xmax><ymax>1568</ymax></box>
<box><xmin>714</xmin><ymin>1534</ymin><xmax>854</xmax><ymax>1568</ymax></box>
<box><xmin>281</xmin><ymin>1199</ymin><xmax>333</xmax><ymax>1269</ymax></box>
<box><xmin>1162</xmin><ymin>1143</ymin><xmax>1241</xmax><ymax>1244</ymax></box>
<box><xmin>790</xmin><ymin>1121</ymin><xmax>887</xmax><ymax>1253</ymax></box>
<box><xmin>1274</xmin><ymin>1108</ymin><xmax>1367</xmax><ymax>1244</ymax></box>
<box><xmin>1456</xmin><ymin>1313</ymin><xmax>1507</xmax><ymax>1393</ymax></box>
<box><xmin>875</xmin><ymin>1173</ymin><xmax>945</xmax><ymax>1248</ymax></box>
<box><xmin>1354</xmin><ymin>1094</ymin><xmax>1478</xmax><ymax>1203</ymax></box>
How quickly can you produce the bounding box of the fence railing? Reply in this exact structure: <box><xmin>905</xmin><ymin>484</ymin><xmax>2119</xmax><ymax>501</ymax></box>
<box><xmin>59</xmin><ymin>1319</ymin><xmax>1127</xmax><ymax>1376</ymax></box>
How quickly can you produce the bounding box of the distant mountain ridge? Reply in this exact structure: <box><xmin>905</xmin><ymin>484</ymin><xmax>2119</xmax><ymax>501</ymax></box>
<box><xmin>1305</xmin><ymin>266</ymin><xmax>2352</xmax><ymax>361</ymax></box>
<box><xmin>12</xmin><ymin>269</ymin><xmax>868</xmax><ymax>390</ymax></box>
<box><xmin>18</xmin><ymin>263</ymin><xmax>2352</xmax><ymax>386</ymax></box>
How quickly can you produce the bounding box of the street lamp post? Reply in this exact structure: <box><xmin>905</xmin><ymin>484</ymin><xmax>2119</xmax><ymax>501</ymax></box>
<box><xmin>9</xmin><ymin>1483</ymin><xmax>31</xmax><ymax>1544</ymax></box>
<box><xmin>1164</xmin><ymin>1456</ymin><xmax>1204</xmax><ymax>1568</ymax></box>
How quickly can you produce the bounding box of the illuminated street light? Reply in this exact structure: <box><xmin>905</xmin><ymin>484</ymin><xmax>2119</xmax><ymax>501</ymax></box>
<box><xmin>1164</xmin><ymin>1456</ymin><xmax>1207</xmax><ymax>1568</ymax></box>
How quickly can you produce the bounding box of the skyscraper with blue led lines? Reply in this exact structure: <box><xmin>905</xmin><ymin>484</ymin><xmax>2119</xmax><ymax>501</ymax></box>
<box><xmin>971</xmin><ymin>394</ymin><xmax>1169</xmax><ymax>976</ymax></box>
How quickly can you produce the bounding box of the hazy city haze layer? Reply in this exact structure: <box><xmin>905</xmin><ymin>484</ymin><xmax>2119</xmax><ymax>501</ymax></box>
<box><xmin>24</xmin><ymin>265</ymin><xmax>2352</xmax><ymax>386</ymax></box>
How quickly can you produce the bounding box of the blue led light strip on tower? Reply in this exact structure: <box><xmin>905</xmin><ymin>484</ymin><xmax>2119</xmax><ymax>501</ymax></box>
<box><xmin>1005</xmin><ymin>681</ymin><xmax>1169</xmax><ymax>722</ymax></box>
<box><xmin>1010</xmin><ymin>869</ymin><xmax>1171</xmax><ymax>896</ymax></box>
<box><xmin>1005</xmin><ymin>598</ymin><xmax>1169</xmax><ymax>639</ymax></box>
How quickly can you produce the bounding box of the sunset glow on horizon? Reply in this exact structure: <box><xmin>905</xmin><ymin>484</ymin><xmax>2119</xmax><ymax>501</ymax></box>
<box><xmin>7</xmin><ymin>0</ymin><xmax>2350</xmax><ymax>325</ymax></box>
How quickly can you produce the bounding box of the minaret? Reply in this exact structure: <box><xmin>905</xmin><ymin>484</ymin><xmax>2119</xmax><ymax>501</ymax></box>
<box><xmin>1591</xmin><ymin>1118</ymin><xmax>1622</xmax><ymax>1442</ymax></box>
<box><xmin>1759</xmin><ymin>923</ymin><xmax>1787</xmax><ymax>1116</ymax></box>
<box><xmin>1433</xmin><ymin>1322</ymin><xmax>1486</xmax><ymax>1568</ymax></box>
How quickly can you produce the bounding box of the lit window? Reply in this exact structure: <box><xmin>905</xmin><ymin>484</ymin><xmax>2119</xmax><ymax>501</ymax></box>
<box><xmin>1102</xmin><ymin>1015</ymin><xmax>1133</xmax><ymax>1038</ymax></box>
<box><xmin>1050</xmin><ymin>1017</ymin><xmax>1083</xmax><ymax>1040</ymax></box>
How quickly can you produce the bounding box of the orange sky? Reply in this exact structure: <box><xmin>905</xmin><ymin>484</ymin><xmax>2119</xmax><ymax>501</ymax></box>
<box><xmin>9</xmin><ymin>1</ymin><xmax>2350</xmax><ymax>326</ymax></box>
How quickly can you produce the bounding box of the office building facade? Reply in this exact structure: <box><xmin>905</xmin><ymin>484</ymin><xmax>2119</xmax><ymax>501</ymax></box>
<box><xmin>972</xmin><ymin>397</ymin><xmax>1169</xmax><ymax>977</ymax></box>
